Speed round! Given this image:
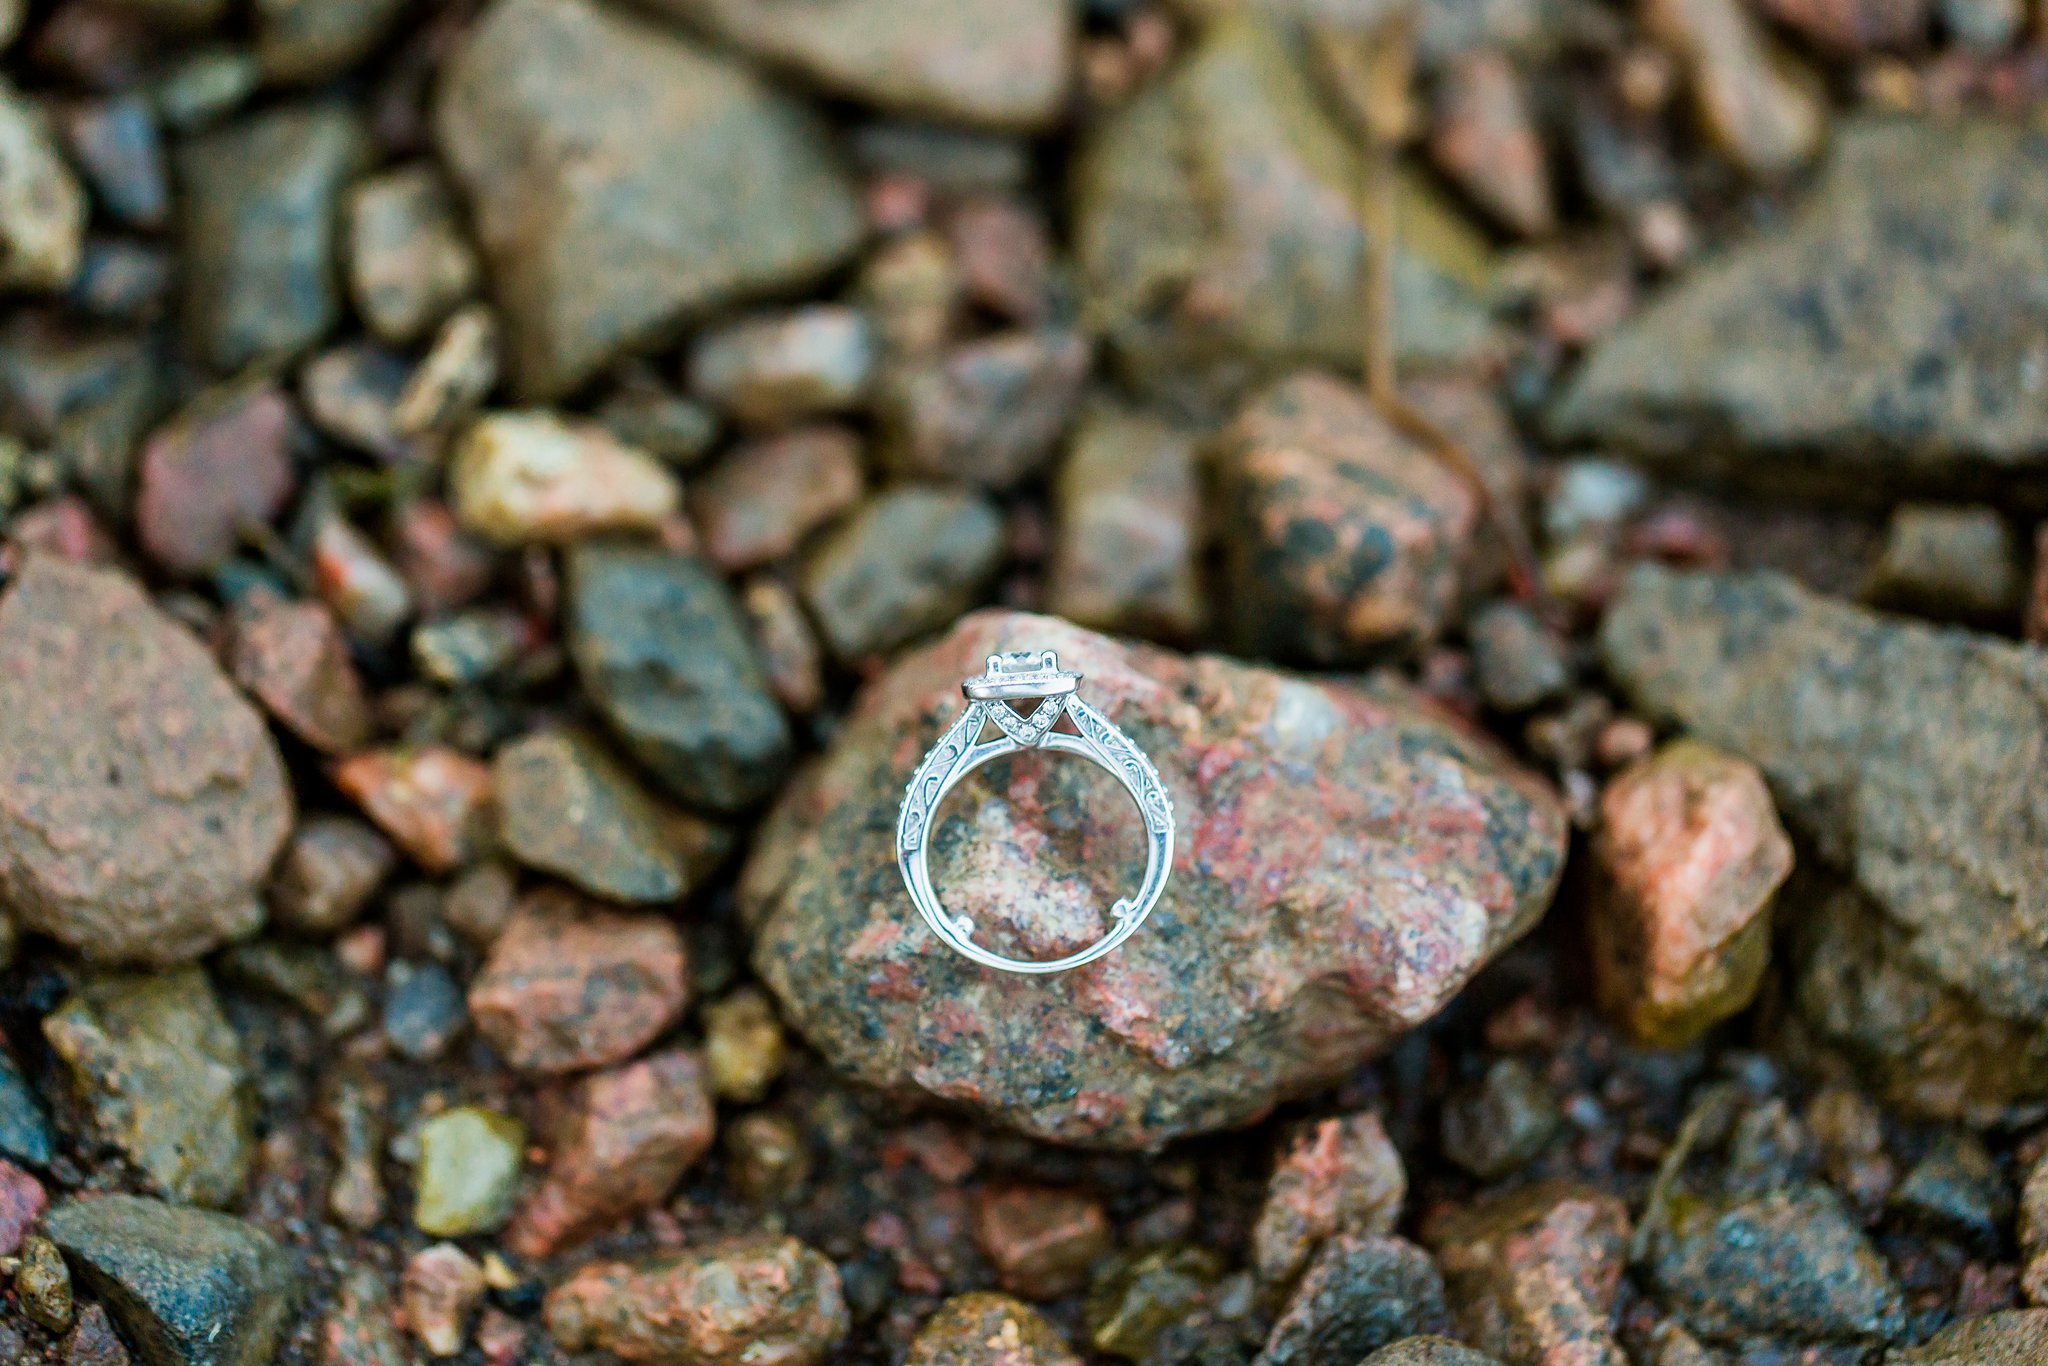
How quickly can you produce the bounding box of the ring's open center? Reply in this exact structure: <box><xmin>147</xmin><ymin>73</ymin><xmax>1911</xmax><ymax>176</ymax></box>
<box><xmin>927</xmin><ymin>744</ymin><xmax>1146</xmax><ymax>962</ymax></box>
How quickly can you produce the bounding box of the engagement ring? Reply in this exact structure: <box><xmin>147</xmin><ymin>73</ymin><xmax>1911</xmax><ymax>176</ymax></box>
<box><xmin>896</xmin><ymin>650</ymin><xmax>1175</xmax><ymax>974</ymax></box>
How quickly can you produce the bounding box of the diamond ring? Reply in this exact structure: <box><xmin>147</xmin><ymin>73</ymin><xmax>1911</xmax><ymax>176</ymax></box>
<box><xmin>896</xmin><ymin>650</ymin><xmax>1175</xmax><ymax>974</ymax></box>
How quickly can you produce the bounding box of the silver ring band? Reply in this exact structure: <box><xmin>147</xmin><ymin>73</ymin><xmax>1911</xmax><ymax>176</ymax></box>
<box><xmin>897</xmin><ymin>651</ymin><xmax>1174</xmax><ymax>974</ymax></box>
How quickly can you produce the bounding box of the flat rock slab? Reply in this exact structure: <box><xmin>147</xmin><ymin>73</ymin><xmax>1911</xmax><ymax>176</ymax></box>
<box><xmin>742</xmin><ymin>612</ymin><xmax>1565</xmax><ymax>1148</ymax></box>
<box><xmin>1550</xmin><ymin>117</ymin><xmax>2048</xmax><ymax>502</ymax></box>
<box><xmin>435</xmin><ymin>0</ymin><xmax>863</xmax><ymax>399</ymax></box>
<box><xmin>1601</xmin><ymin>565</ymin><xmax>2048</xmax><ymax>1119</ymax></box>
<box><xmin>0</xmin><ymin>557</ymin><xmax>292</xmax><ymax>964</ymax></box>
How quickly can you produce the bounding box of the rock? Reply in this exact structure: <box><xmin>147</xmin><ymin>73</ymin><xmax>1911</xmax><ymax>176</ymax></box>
<box><xmin>907</xmin><ymin>1293</ymin><xmax>1082</xmax><ymax>1366</ymax></box>
<box><xmin>299</xmin><ymin>343</ymin><xmax>409</xmax><ymax>459</ymax></box>
<box><xmin>43</xmin><ymin>966</ymin><xmax>252</xmax><ymax>1208</ymax></box>
<box><xmin>1890</xmin><ymin>1130</ymin><xmax>2008</xmax><ymax>1252</ymax></box>
<box><xmin>1599</xmin><ymin>566</ymin><xmax>2048</xmax><ymax>1118</ymax></box>
<box><xmin>742</xmin><ymin>576</ymin><xmax>828</xmax><ymax>716</ymax></box>
<box><xmin>434</xmin><ymin>0</ymin><xmax>863</xmax><ymax>399</ymax></box>
<box><xmin>344</xmin><ymin>163</ymin><xmax>480</xmax><ymax>345</ymax></box>
<box><xmin>0</xmin><ymin>81</ymin><xmax>86</xmax><ymax>291</ymax></box>
<box><xmin>544</xmin><ymin>1233</ymin><xmax>848</xmax><ymax>1365</ymax></box>
<box><xmin>1084</xmin><ymin>1246</ymin><xmax>1224</xmax><ymax>1360</ymax></box>
<box><xmin>43</xmin><ymin>1195</ymin><xmax>298</xmax><ymax>1366</ymax></box>
<box><xmin>742</xmin><ymin>611</ymin><xmax>1565</xmax><ymax>1147</ymax></box>
<box><xmin>1753</xmin><ymin>0</ymin><xmax>1926</xmax><ymax>49</ymax></box>
<box><xmin>153</xmin><ymin>48</ymin><xmax>261</xmax><ymax>131</ymax></box>
<box><xmin>1426</xmin><ymin>1181</ymin><xmax>1631</xmax><ymax>1366</ymax></box>
<box><xmin>451</xmin><ymin>412</ymin><xmax>681</xmax><ymax>546</ymax></box>
<box><xmin>176</xmin><ymin>103</ymin><xmax>365</xmax><ymax>371</ymax></box>
<box><xmin>1440</xmin><ymin>1057</ymin><xmax>1560</xmax><ymax>1180</ymax></box>
<box><xmin>468</xmin><ymin>889</ymin><xmax>689</xmax><ymax>1074</ymax></box>
<box><xmin>1644</xmin><ymin>0</ymin><xmax>1826</xmax><ymax>178</ymax></box>
<box><xmin>1892</xmin><ymin>1311</ymin><xmax>2048</xmax><ymax>1364</ymax></box>
<box><xmin>1047</xmin><ymin>400</ymin><xmax>1203</xmax><ymax>643</ymax></box>
<box><xmin>64</xmin><ymin>1302</ymin><xmax>131</xmax><ymax>1366</ymax></box>
<box><xmin>1252</xmin><ymin>1113</ymin><xmax>1406</xmax><ymax>1292</ymax></box>
<box><xmin>1362</xmin><ymin>1341</ymin><xmax>1502</xmax><ymax>1366</ymax></box>
<box><xmin>0</xmin><ymin>1043</ymin><xmax>54</xmax><ymax>1167</ymax></box>
<box><xmin>134</xmin><ymin>383</ymin><xmax>295</xmax><ymax>577</ymax></box>
<box><xmin>267</xmin><ymin>815</ymin><xmax>393</xmax><ymax>936</ymax></box>
<box><xmin>310</xmin><ymin>511</ymin><xmax>413</xmax><ymax>644</ymax></box>
<box><xmin>414</xmin><ymin>1105</ymin><xmax>526</xmax><ymax>1237</ymax></box>
<box><xmin>402</xmin><ymin>1244</ymin><xmax>485</xmax><ymax>1358</ymax></box>
<box><xmin>0</xmin><ymin>558</ymin><xmax>292</xmax><ymax>963</ymax></box>
<box><xmin>1210</xmin><ymin>373</ymin><xmax>1481</xmax><ymax>666</ymax></box>
<box><xmin>1468</xmin><ymin>602</ymin><xmax>1569</xmax><ymax>713</ymax></box>
<box><xmin>56</xmin><ymin>94</ymin><xmax>167</xmax><ymax>232</ymax></box>
<box><xmin>878</xmin><ymin>329</ymin><xmax>1091</xmax><ymax>489</ymax></box>
<box><xmin>254</xmin><ymin>0</ymin><xmax>409</xmax><ymax>85</ymax></box>
<box><xmin>0</xmin><ymin>1158</ymin><xmax>43</xmax><ymax>1254</ymax></box>
<box><xmin>946</xmin><ymin>198</ymin><xmax>1053</xmax><ymax>322</ymax></box>
<box><xmin>688</xmin><ymin>307</ymin><xmax>876</xmax><ymax>429</ymax></box>
<box><xmin>567</xmin><ymin>542</ymin><xmax>793</xmax><ymax>814</ymax></box>
<box><xmin>798</xmin><ymin>487</ymin><xmax>1004</xmax><ymax>663</ymax></box>
<box><xmin>642</xmin><ymin>0</ymin><xmax>1072</xmax><ymax>130</ymax></box>
<box><xmin>859</xmin><ymin>229</ymin><xmax>962</xmax><ymax>358</ymax></box>
<box><xmin>690</xmin><ymin>427</ymin><xmax>864</xmax><ymax>572</ymax></box>
<box><xmin>320</xmin><ymin>1068</ymin><xmax>387</xmax><ymax>1232</ymax></box>
<box><xmin>596</xmin><ymin>382</ymin><xmax>720</xmax><ymax>467</ymax></box>
<box><xmin>506</xmin><ymin>1049</ymin><xmax>715</xmax><ymax>1257</ymax></box>
<box><xmin>1256</xmin><ymin>1234</ymin><xmax>1451</xmax><ymax>1366</ymax></box>
<box><xmin>1428</xmin><ymin>52</ymin><xmax>1554</xmax><ymax>237</ymax></box>
<box><xmin>1642</xmin><ymin>1181</ymin><xmax>1905</xmax><ymax>1344</ymax></box>
<box><xmin>700</xmin><ymin>985</ymin><xmax>788</xmax><ymax>1104</ymax></box>
<box><xmin>1588</xmin><ymin>739</ymin><xmax>1792</xmax><ymax>1048</ymax></box>
<box><xmin>411</xmin><ymin>610</ymin><xmax>527</xmax><ymax>688</ymax></box>
<box><xmin>494</xmin><ymin>727</ymin><xmax>729</xmax><ymax>905</ymax></box>
<box><xmin>228</xmin><ymin>598</ymin><xmax>374</xmax><ymax>755</ymax></box>
<box><xmin>321</xmin><ymin>1269</ymin><xmax>408</xmax><ymax>1366</ymax></box>
<box><xmin>391</xmin><ymin>305</ymin><xmax>498</xmax><ymax>437</ymax></box>
<box><xmin>18</xmin><ymin>1234</ymin><xmax>73</xmax><ymax>1332</ymax></box>
<box><xmin>974</xmin><ymin>1187</ymin><xmax>1114</xmax><ymax>1300</ymax></box>
<box><xmin>1073</xmin><ymin>14</ymin><xmax>1491</xmax><ymax>411</ymax></box>
<box><xmin>1864</xmin><ymin>504</ymin><xmax>2024</xmax><ymax>626</ymax></box>
<box><xmin>1550</xmin><ymin>119</ymin><xmax>2048</xmax><ymax>501</ymax></box>
<box><xmin>381</xmin><ymin>960</ymin><xmax>467</xmax><ymax>1061</ymax></box>
<box><xmin>332</xmin><ymin>745</ymin><xmax>492</xmax><ymax>874</ymax></box>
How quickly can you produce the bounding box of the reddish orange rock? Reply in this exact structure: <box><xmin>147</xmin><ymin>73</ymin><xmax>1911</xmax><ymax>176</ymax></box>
<box><xmin>0</xmin><ymin>1159</ymin><xmax>46</xmax><ymax>1256</ymax></box>
<box><xmin>134</xmin><ymin>384</ymin><xmax>296</xmax><ymax>577</ymax></box>
<box><xmin>333</xmin><ymin>745</ymin><xmax>492</xmax><ymax>874</ymax></box>
<box><xmin>545</xmin><ymin>1233</ymin><xmax>847</xmax><ymax>1365</ymax></box>
<box><xmin>973</xmin><ymin>1186</ymin><xmax>1112</xmax><ymax>1300</ymax></box>
<box><xmin>1589</xmin><ymin>738</ymin><xmax>1793</xmax><ymax>1047</ymax></box>
<box><xmin>690</xmin><ymin>426</ymin><xmax>863</xmax><ymax>572</ymax></box>
<box><xmin>1251</xmin><ymin>1112</ymin><xmax>1406</xmax><ymax>1291</ymax></box>
<box><xmin>508</xmin><ymin>1049</ymin><xmax>716</xmax><ymax>1258</ymax></box>
<box><xmin>468</xmin><ymin>890</ymin><xmax>689</xmax><ymax>1074</ymax></box>
<box><xmin>228</xmin><ymin>597</ymin><xmax>374</xmax><ymax>755</ymax></box>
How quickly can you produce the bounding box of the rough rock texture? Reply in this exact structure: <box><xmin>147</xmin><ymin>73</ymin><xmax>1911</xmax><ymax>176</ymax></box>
<box><xmin>43</xmin><ymin>967</ymin><xmax>252</xmax><ymax>1209</ymax></box>
<box><xmin>799</xmin><ymin>487</ymin><xmax>1005</xmax><ymax>664</ymax></box>
<box><xmin>1072</xmin><ymin>13</ymin><xmax>1492</xmax><ymax>413</ymax></box>
<box><xmin>1588</xmin><ymin>739</ymin><xmax>1792</xmax><ymax>1047</ymax></box>
<box><xmin>1256</xmin><ymin>1234</ymin><xmax>1452</xmax><ymax>1366</ymax></box>
<box><xmin>451</xmin><ymin>412</ymin><xmax>681</xmax><ymax>545</ymax></box>
<box><xmin>508</xmin><ymin>1050</ymin><xmax>715</xmax><ymax>1258</ymax></box>
<box><xmin>1362</xmin><ymin>1341</ymin><xmax>1502</xmax><ymax>1366</ymax></box>
<box><xmin>435</xmin><ymin>0</ymin><xmax>864</xmax><ymax>399</ymax></box>
<box><xmin>742</xmin><ymin>611</ymin><xmax>1566</xmax><ymax>1148</ymax></box>
<box><xmin>228</xmin><ymin>598</ymin><xmax>374</xmax><ymax>756</ymax></box>
<box><xmin>332</xmin><ymin>746</ymin><xmax>492</xmax><ymax>875</ymax></box>
<box><xmin>690</xmin><ymin>427</ymin><xmax>864</xmax><ymax>572</ymax></box>
<box><xmin>0</xmin><ymin>558</ymin><xmax>292</xmax><ymax>964</ymax></box>
<box><xmin>468</xmin><ymin>890</ymin><xmax>690</xmax><ymax>1074</ymax></box>
<box><xmin>1601</xmin><ymin>566</ymin><xmax>2048</xmax><ymax>1119</ymax></box>
<box><xmin>1426</xmin><ymin>1181</ymin><xmax>1631</xmax><ymax>1366</ymax></box>
<box><xmin>1892</xmin><ymin>1310</ymin><xmax>2048</xmax><ymax>1364</ymax></box>
<box><xmin>905</xmin><ymin>1293</ymin><xmax>1083</xmax><ymax>1366</ymax></box>
<box><xmin>1210</xmin><ymin>373</ymin><xmax>1482</xmax><ymax>665</ymax></box>
<box><xmin>43</xmin><ymin>1195</ymin><xmax>298</xmax><ymax>1366</ymax></box>
<box><xmin>176</xmin><ymin>103</ymin><xmax>365</xmax><ymax>373</ymax></box>
<box><xmin>1550</xmin><ymin>118</ymin><xmax>2048</xmax><ymax>501</ymax></box>
<box><xmin>1047</xmin><ymin>401</ymin><xmax>1204</xmax><ymax>643</ymax></box>
<box><xmin>1252</xmin><ymin>1112</ymin><xmax>1406</xmax><ymax>1291</ymax></box>
<box><xmin>878</xmin><ymin>329</ymin><xmax>1091</xmax><ymax>489</ymax></box>
<box><xmin>544</xmin><ymin>1234</ymin><xmax>848</xmax><ymax>1365</ymax></box>
<box><xmin>646</xmin><ymin>0</ymin><xmax>1073</xmax><ymax>130</ymax></box>
<box><xmin>973</xmin><ymin>1187</ymin><xmax>1113</xmax><ymax>1301</ymax></box>
<box><xmin>566</xmin><ymin>542</ymin><xmax>793</xmax><ymax>815</ymax></box>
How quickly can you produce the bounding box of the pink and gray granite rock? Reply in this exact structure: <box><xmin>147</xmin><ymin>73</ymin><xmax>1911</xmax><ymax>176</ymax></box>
<box><xmin>741</xmin><ymin>612</ymin><xmax>1565</xmax><ymax>1148</ymax></box>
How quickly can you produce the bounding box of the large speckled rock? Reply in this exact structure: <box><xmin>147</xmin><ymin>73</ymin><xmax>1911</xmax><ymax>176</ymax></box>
<box><xmin>741</xmin><ymin>612</ymin><xmax>1565</xmax><ymax>1148</ymax></box>
<box><xmin>1601</xmin><ymin>566</ymin><xmax>2048</xmax><ymax>1121</ymax></box>
<box><xmin>1072</xmin><ymin>13</ymin><xmax>1493</xmax><ymax>413</ymax></box>
<box><xmin>545</xmin><ymin>1234</ymin><xmax>848</xmax><ymax>1365</ymax></box>
<box><xmin>43</xmin><ymin>968</ymin><xmax>252</xmax><ymax>1209</ymax></box>
<box><xmin>176</xmin><ymin>103</ymin><xmax>366</xmax><ymax>373</ymax></box>
<box><xmin>435</xmin><ymin>0</ymin><xmax>864</xmax><ymax>400</ymax></box>
<box><xmin>43</xmin><ymin>1195</ymin><xmax>297</xmax><ymax>1366</ymax></box>
<box><xmin>0</xmin><ymin>558</ymin><xmax>292</xmax><ymax>964</ymax></box>
<box><xmin>567</xmin><ymin>542</ymin><xmax>793</xmax><ymax>815</ymax></box>
<box><xmin>644</xmin><ymin>0</ymin><xmax>1073</xmax><ymax>130</ymax></box>
<box><xmin>1550</xmin><ymin>118</ymin><xmax>2048</xmax><ymax>501</ymax></box>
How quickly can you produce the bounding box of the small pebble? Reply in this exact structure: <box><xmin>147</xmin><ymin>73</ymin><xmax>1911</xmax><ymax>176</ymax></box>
<box><xmin>403</xmin><ymin>1243</ymin><xmax>486</xmax><ymax>1358</ymax></box>
<box><xmin>414</xmin><ymin>1105</ymin><xmax>526</xmax><ymax>1238</ymax></box>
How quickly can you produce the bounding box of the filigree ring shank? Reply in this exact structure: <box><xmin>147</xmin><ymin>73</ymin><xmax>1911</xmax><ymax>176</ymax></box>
<box><xmin>897</xmin><ymin>650</ymin><xmax>1175</xmax><ymax>974</ymax></box>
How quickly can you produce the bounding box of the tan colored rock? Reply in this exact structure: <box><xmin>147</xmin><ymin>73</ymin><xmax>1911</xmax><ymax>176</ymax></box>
<box><xmin>1645</xmin><ymin>0</ymin><xmax>1827</xmax><ymax>177</ymax></box>
<box><xmin>1252</xmin><ymin>1113</ymin><xmax>1406</xmax><ymax>1291</ymax></box>
<box><xmin>0</xmin><ymin>80</ymin><xmax>85</xmax><ymax>291</ymax></box>
<box><xmin>346</xmin><ymin>163</ymin><xmax>480</xmax><ymax>345</ymax></box>
<box><xmin>451</xmin><ymin>411</ymin><xmax>680</xmax><ymax>545</ymax></box>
